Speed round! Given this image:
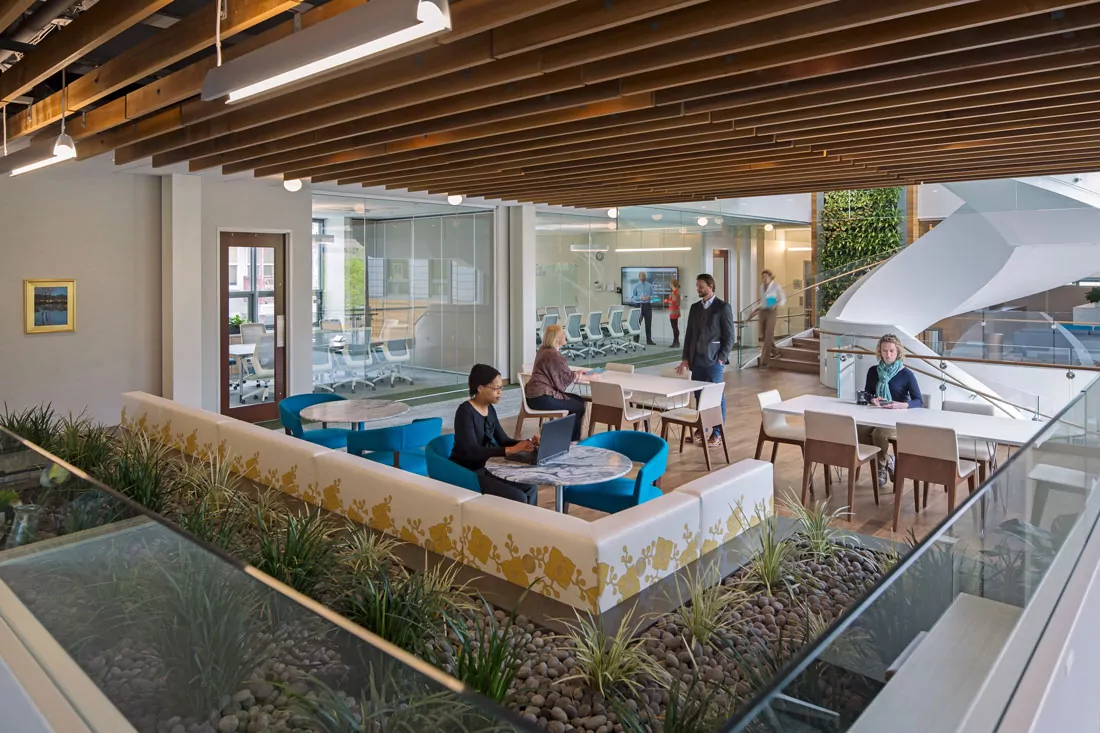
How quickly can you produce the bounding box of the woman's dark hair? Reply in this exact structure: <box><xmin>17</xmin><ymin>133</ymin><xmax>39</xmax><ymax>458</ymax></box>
<box><xmin>468</xmin><ymin>363</ymin><xmax>501</xmax><ymax>397</ymax></box>
<box><xmin>761</xmin><ymin>269</ymin><xmax>774</xmax><ymax>279</ymax></box>
<box><xmin>696</xmin><ymin>273</ymin><xmax>716</xmax><ymax>290</ymax></box>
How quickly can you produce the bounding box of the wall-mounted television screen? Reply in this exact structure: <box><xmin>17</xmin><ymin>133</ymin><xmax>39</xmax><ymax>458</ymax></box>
<box><xmin>621</xmin><ymin>266</ymin><xmax>678</xmax><ymax>309</ymax></box>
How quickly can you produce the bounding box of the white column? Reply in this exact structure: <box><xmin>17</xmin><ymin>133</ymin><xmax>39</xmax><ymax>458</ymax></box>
<box><xmin>493</xmin><ymin>206</ymin><xmax>511</xmax><ymax>377</ymax></box>
<box><xmin>161</xmin><ymin>174</ymin><xmax>203</xmax><ymax>407</ymax></box>
<box><xmin>508</xmin><ymin>204</ymin><xmax>537</xmax><ymax>379</ymax></box>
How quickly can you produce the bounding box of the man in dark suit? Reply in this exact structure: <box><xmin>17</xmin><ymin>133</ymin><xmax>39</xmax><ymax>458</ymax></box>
<box><xmin>676</xmin><ymin>273</ymin><xmax>735</xmax><ymax>447</ymax></box>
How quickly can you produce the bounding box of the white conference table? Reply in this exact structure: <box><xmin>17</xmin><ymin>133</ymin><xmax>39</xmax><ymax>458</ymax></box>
<box><xmin>764</xmin><ymin>394</ymin><xmax>1045</xmax><ymax>447</ymax></box>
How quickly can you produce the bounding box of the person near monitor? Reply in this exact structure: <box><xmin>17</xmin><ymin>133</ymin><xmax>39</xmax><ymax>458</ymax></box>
<box><xmin>452</xmin><ymin>364</ymin><xmax>539</xmax><ymax>505</ymax></box>
<box><xmin>676</xmin><ymin>273</ymin><xmax>734</xmax><ymax>447</ymax></box>
<box><xmin>861</xmin><ymin>333</ymin><xmax>923</xmax><ymax>487</ymax></box>
<box><xmin>630</xmin><ymin>271</ymin><xmax>658</xmax><ymax>346</ymax></box>
<box><xmin>526</xmin><ymin>324</ymin><xmax>589</xmax><ymax>441</ymax></box>
<box><xmin>665</xmin><ymin>278</ymin><xmax>681</xmax><ymax>349</ymax></box>
<box><xmin>750</xmin><ymin>269</ymin><xmax>786</xmax><ymax>369</ymax></box>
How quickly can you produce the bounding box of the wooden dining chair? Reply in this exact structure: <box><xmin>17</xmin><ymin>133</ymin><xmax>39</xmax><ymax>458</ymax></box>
<box><xmin>513</xmin><ymin>373</ymin><xmax>570</xmax><ymax>438</ymax></box>
<box><xmin>659</xmin><ymin>383</ymin><xmax>729</xmax><ymax>470</ymax></box>
<box><xmin>892</xmin><ymin>423</ymin><xmax>977</xmax><ymax>532</ymax></box>
<box><xmin>802</xmin><ymin>411</ymin><xmax>880</xmax><ymax>521</ymax></box>
<box><xmin>754</xmin><ymin>390</ymin><xmax>806</xmax><ymax>463</ymax></box>
<box><xmin>589</xmin><ymin>381</ymin><xmax>653</xmax><ymax>435</ymax></box>
<box><xmin>942</xmin><ymin>400</ymin><xmax>998</xmax><ymax>483</ymax></box>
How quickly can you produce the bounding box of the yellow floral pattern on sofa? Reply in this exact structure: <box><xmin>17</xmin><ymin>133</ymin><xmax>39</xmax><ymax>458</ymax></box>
<box><xmin>460</xmin><ymin>526</ymin><xmax>601</xmax><ymax>611</ymax></box>
<box><xmin>700</xmin><ymin>496</ymin><xmax>774</xmax><ymax>555</ymax></box>
<box><xmin>119</xmin><ymin>405</ymin><xmax>221</xmax><ymax>461</ymax></box>
<box><xmin>597</xmin><ymin>523</ymin><xmax>699</xmax><ymax>608</ymax></box>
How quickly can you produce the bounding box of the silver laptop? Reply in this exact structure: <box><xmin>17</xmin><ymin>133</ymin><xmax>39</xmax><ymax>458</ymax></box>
<box><xmin>508</xmin><ymin>415</ymin><xmax>575</xmax><ymax>465</ymax></box>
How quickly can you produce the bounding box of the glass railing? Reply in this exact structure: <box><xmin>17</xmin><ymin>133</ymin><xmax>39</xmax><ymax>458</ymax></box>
<box><xmin>737</xmin><ymin>248</ymin><xmax>904</xmax><ymax>368</ymax></box>
<box><xmin>724</xmin><ymin>350</ymin><xmax>1100</xmax><ymax>731</ymax></box>
<box><xmin>0</xmin><ymin>427</ymin><xmax>528</xmax><ymax>732</ymax></box>
<box><xmin>923</xmin><ymin>309</ymin><xmax>1100</xmax><ymax>368</ymax></box>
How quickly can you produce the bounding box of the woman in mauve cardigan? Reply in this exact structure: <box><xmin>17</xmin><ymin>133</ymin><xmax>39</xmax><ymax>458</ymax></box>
<box><xmin>525</xmin><ymin>324</ymin><xmax>588</xmax><ymax>441</ymax></box>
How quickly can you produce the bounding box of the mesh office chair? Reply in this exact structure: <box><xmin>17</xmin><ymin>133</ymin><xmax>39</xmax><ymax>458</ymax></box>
<box><xmin>240</xmin><ymin>322</ymin><xmax>267</xmax><ymax>344</ymax></box>
<box><xmin>333</xmin><ymin>329</ymin><xmax>377</xmax><ymax>393</ymax></box>
<box><xmin>546</xmin><ymin>306</ymin><xmax>560</xmax><ymax>318</ymax></box>
<box><xmin>562</xmin><ymin>312</ymin><xmax>589</xmax><ymax>359</ymax></box>
<box><xmin>564</xmin><ymin>305</ymin><xmax>579</xmax><ymax>316</ymax></box>
<box><xmin>311</xmin><ymin>345</ymin><xmax>336</xmax><ymax>392</ymax></box>
<box><xmin>583</xmin><ymin>311</ymin><xmax>607</xmax><ymax>356</ymax></box>
<box><xmin>377</xmin><ymin>319</ymin><xmax>414</xmax><ymax>387</ymax></box>
<box><xmin>537</xmin><ymin>313</ymin><xmax>558</xmax><ymax>348</ymax></box>
<box><xmin>623</xmin><ymin>308</ymin><xmax>644</xmax><ymax>351</ymax></box>
<box><xmin>241</xmin><ymin>334</ymin><xmax>276</xmax><ymax>402</ymax></box>
<box><xmin>606</xmin><ymin>309</ymin><xmax>630</xmax><ymax>354</ymax></box>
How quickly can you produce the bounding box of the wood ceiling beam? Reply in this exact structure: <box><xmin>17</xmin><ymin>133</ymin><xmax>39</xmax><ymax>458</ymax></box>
<box><xmin>727</xmin><ymin>64</ymin><xmax>1100</xmax><ymax>128</ymax></box>
<box><xmin>875</xmin><ymin>146</ymin><xmax>1100</xmax><ymax>173</ymax></box>
<box><xmin>822</xmin><ymin>121</ymin><xmax>1100</xmax><ymax>156</ymax></box>
<box><xmin>756</xmin><ymin>84</ymin><xmax>1100</xmax><ymax>137</ymax></box>
<box><xmin>123</xmin><ymin>38</ymin><xmax>531</xmax><ymax>165</ymax></box>
<box><xmin>887</xmin><ymin>155</ymin><xmax>1100</xmax><ymax>181</ymax></box>
<box><xmin>586</xmin><ymin>0</ymin><xmax>975</xmax><ymax>84</ymax></box>
<box><xmin>622</xmin><ymin>0</ymin><xmax>1100</xmax><ymax>95</ymax></box>
<box><xmin>439</xmin><ymin>0</ymin><xmax>579</xmax><ymax>43</ymax></box>
<box><xmin>279</xmin><ymin>112</ymin><xmax>712</xmax><ymax>181</ymax></box>
<box><xmin>672</xmin><ymin>26</ymin><xmax>1100</xmax><ymax>110</ymax></box>
<box><xmin>490</xmin><ymin>0</ymin><xmax>710</xmax><ymax>58</ymax></box>
<box><xmin>5</xmin><ymin>0</ymin><xmax>299</xmax><ymax>139</ymax></box>
<box><xmin>0</xmin><ymin>0</ymin><xmax>36</xmax><ymax>39</ymax></box>
<box><xmin>538</xmin><ymin>0</ymin><xmax>843</xmax><ymax>72</ymax></box>
<box><xmin>0</xmin><ymin>0</ymin><xmax>176</xmax><ymax>102</ymax></box>
<box><xmin>213</xmin><ymin>88</ymin><xmax>649</xmax><ymax>174</ymax></box>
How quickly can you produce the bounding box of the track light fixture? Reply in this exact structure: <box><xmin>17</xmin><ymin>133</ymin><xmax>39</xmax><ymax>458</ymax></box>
<box><xmin>203</xmin><ymin>0</ymin><xmax>451</xmax><ymax>103</ymax></box>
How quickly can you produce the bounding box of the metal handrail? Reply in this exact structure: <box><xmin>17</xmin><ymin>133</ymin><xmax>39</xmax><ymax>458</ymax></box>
<box><xmin>825</xmin><ymin>346</ymin><xmax>1100</xmax><ymax>373</ymax></box>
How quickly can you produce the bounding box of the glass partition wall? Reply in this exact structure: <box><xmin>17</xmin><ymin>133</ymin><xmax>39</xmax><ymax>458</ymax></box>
<box><xmin>311</xmin><ymin>195</ymin><xmax>495</xmax><ymax>401</ymax></box>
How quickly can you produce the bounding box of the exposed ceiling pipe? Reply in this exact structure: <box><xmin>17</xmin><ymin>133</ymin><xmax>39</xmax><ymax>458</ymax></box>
<box><xmin>0</xmin><ymin>0</ymin><xmax>84</xmax><ymax>70</ymax></box>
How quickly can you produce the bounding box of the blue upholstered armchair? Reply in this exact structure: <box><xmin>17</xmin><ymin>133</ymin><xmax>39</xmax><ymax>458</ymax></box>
<box><xmin>424</xmin><ymin>434</ymin><xmax>481</xmax><ymax>493</ymax></box>
<box><xmin>562</xmin><ymin>431</ymin><xmax>668</xmax><ymax>514</ymax></box>
<box><xmin>347</xmin><ymin>417</ymin><xmax>442</xmax><ymax>476</ymax></box>
<box><xmin>278</xmin><ymin>393</ymin><xmax>351</xmax><ymax>449</ymax></box>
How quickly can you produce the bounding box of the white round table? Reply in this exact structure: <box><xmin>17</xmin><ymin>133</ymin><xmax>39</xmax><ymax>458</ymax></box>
<box><xmin>485</xmin><ymin>446</ymin><xmax>632</xmax><ymax>513</ymax></box>
<box><xmin>299</xmin><ymin>399</ymin><xmax>410</xmax><ymax>430</ymax></box>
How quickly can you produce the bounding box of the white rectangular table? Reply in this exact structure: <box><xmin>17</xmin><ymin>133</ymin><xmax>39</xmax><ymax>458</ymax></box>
<box><xmin>764</xmin><ymin>394</ymin><xmax>1044</xmax><ymax>447</ymax></box>
<box><xmin>574</xmin><ymin>370</ymin><xmax>714</xmax><ymax>399</ymax></box>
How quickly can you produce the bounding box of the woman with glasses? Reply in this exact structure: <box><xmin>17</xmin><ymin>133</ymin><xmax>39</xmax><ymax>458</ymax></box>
<box><xmin>452</xmin><ymin>364</ymin><xmax>539</xmax><ymax>505</ymax></box>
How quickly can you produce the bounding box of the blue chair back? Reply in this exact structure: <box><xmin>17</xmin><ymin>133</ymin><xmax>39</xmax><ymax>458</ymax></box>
<box><xmin>347</xmin><ymin>418</ymin><xmax>443</xmax><ymax>456</ymax></box>
<box><xmin>425</xmin><ymin>434</ymin><xmax>481</xmax><ymax>493</ymax></box>
<box><xmin>278</xmin><ymin>393</ymin><xmax>346</xmax><ymax>438</ymax></box>
<box><xmin>578</xmin><ymin>431</ymin><xmax>668</xmax><ymax>501</ymax></box>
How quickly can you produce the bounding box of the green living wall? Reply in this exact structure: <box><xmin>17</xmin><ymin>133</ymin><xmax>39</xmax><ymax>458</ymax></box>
<box><xmin>817</xmin><ymin>187</ymin><xmax>905</xmax><ymax>315</ymax></box>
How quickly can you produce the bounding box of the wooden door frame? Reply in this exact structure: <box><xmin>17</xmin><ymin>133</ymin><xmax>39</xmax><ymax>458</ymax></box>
<box><xmin>712</xmin><ymin>248</ymin><xmax>731</xmax><ymax>302</ymax></box>
<box><xmin>220</xmin><ymin>230</ymin><xmax>288</xmax><ymax>422</ymax></box>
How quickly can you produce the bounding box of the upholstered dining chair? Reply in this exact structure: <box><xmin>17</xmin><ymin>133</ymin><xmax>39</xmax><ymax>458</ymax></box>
<box><xmin>425</xmin><ymin>434</ymin><xmax>482</xmax><ymax>493</ymax></box>
<box><xmin>802</xmin><ymin>411</ymin><xmax>881</xmax><ymax>521</ymax></box>
<box><xmin>754</xmin><ymin>390</ymin><xmax>805</xmax><ymax>463</ymax></box>
<box><xmin>513</xmin><ymin>372</ymin><xmax>571</xmax><ymax>438</ymax></box>
<box><xmin>942</xmin><ymin>400</ymin><xmax>998</xmax><ymax>483</ymax></box>
<box><xmin>892</xmin><ymin>422</ymin><xmax>977</xmax><ymax>532</ymax></box>
<box><xmin>659</xmin><ymin>382</ymin><xmax>728</xmax><ymax>471</ymax></box>
<box><xmin>588</xmin><ymin>380</ymin><xmax>653</xmax><ymax>435</ymax></box>
<box><xmin>347</xmin><ymin>417</ymin><xmax>443</xmax><ymax>476</ymax></box>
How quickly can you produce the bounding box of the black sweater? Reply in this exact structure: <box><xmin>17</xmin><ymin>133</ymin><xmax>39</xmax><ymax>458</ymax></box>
<box><xmin>451</xmin><ymin>401</ymin><xmax>520</xmax><ymax>471</ymax></box>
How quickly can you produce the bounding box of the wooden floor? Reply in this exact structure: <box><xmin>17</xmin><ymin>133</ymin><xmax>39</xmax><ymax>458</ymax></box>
<box><xmin>508</xmin><ymin>365</ymin><xmax>962</xmax><ymax>543</ymax></box>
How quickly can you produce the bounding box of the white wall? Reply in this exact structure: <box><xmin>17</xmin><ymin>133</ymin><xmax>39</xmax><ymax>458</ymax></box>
<box><xmin>199</xmin><ymin>178</ymin><xmax>313</xmax><ymax>412</ymax></box>
<box><xmin>0</xmin><ymin>168</ymin><xmax>161</xmax><ymax>424</ymax></box>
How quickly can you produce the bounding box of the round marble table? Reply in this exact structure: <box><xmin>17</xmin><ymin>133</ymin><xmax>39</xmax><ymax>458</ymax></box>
<box><xmin>485</xmin><ymin>446</ymin><xmax>632</xmax><ymax>513</ymax></box>
<box><xmin>299</xmin><ymin>399</ymin><xmax>410</xmax><ymax>430</ymax></box>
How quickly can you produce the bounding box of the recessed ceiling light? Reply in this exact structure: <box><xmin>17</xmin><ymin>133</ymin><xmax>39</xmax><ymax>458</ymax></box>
<box><xmin>764</xmin><ymin>223</ymin><xmax>775</xmax><ymax>232</ymax></box>
<box><xmin>651</xmin><ymin>213</ymin><xmax>663</xmax><ymax>221</ymax></box>
<box><xmin>607</xmin><ymin>207</ymin><xmax>619</xmax><ymax>219</ymax></box>
<box><xmin>697</xmin><ymin>217</ymin><xmax>709</xmax><ymax>227</ymax></box>
<box><xmin>353</xmin><ymin>203</ymin><xmax>366</xmax><ymax>214</ymax></box>
<box><xmin>447</xmin><ymin>194</ymin><xmax>464</xmax><ymax>205</ymax></box>
<box><xmin>283</xmin><ymin>178</ymin><xmax>303</xmax><ymax>192</ymax></box>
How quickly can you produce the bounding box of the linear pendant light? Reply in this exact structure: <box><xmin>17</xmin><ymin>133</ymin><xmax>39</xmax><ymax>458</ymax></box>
<box><xmin>616</xmin><ymin>247</ymin><xmax>692</xmax><ymax>252</ymax></box>
<box><xmin>11</xmin><ymin>67</ymin><xmax>75</xmax><ymax>176</ymax></box>
<box><xmin>202</xmin><ymin>0</ymin><xmax>451</xmax><ymax>104</ymax></box>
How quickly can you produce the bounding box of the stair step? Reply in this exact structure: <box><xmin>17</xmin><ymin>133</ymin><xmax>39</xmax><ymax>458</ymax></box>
<box><xmin>777</xmin><ymin>346</ymin><xmax>819</xmax><ymax>363</ymax></box>
<box><xmin>770</xmin><ymin>357</ymin><xmax>820</xmax><ymax>374</ymax></box>
<box><xmin>792</xmin><ymin>337</ymin><xmax>820</xmax><ymax>350</ymax></box>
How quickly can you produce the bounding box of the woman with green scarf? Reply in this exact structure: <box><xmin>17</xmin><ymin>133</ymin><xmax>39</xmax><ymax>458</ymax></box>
<box><xmin>860</xmin><ymin>334</ymin><xmax>923</xmax><ymax>487</ymax></box>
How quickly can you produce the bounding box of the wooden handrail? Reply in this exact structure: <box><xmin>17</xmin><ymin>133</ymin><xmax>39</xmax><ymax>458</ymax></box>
<box><xmin>826</xmin><ymin>346</ymin><xmax>1100</xmax><ymax>373</ymax></box>
<box><xmin>930</xmin><ymin>314</ymin><xmax>1100</xmax><ymax>328</ymax></box>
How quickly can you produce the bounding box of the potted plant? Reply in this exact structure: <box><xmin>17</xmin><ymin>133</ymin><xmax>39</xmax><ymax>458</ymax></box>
<box><xmin>229</xmin><ymin>314</ymin><xmax>247</xmax><ymax>335</ymax></box>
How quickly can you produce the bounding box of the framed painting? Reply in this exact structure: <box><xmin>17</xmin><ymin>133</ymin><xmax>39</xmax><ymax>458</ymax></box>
<box><xmin>24</xmin><ymin>279</ymin><xmax>75</xmax><ymax>334</ymax></box>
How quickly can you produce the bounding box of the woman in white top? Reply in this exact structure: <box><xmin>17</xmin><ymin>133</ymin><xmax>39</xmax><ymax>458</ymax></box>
<box><xmin>751</xmin><ymin>270</ymin><xmax>786</xmax><ymax>369</ymax></box>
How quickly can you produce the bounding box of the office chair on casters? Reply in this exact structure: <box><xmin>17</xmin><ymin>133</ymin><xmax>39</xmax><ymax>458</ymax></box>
<box><xmin>562</xmin><ymin>312</ymin><xmax>589</xmax><ymax>359</ymax></box>
<box><xmin>312</xmin><ymin>345</ymin><xmax>336</xmax><ymax>393</ymax></box>
<box><xmin>333</xmin><ymin>341</ymin><xmax>377</xmax><ymax>393</ymax></box>
<box><xmin>564</xmin><ymin>305</ymin><xmax>578</xmax><ymax>316</ymax></box>
<box><xmin>240</xmin><ymin>322</ymin><xmax>267</xmax><ymax>344</ymax></box>
<box><xmin>583</xmin><ymin>311</ymin><xmax>608</xmax><ymax>356</ymax></box>
<box><xmin>241</xmin><ymin>335</ymin><xmax>277</xmax><ymax>402</ymax></box>
<box><xmin>624</xmin><ymin>308</ymin><xmax>644</xmax><ymax>351</ymax></box>
<box><xmin>377</xmin><ymin>319</ymin><xmax>414</xmax><ymax>387</ymax></box>
<box><xmin>606</xmin><ymin>309</ymin><xmax>630</xmax><ymax>354</ymax></box>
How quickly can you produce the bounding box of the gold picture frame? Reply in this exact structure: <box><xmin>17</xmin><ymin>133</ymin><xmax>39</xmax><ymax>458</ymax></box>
<box><xmin>24</xmin><ymin>279</ymin><xmax>75</xmax><ymax>334</ymax></box>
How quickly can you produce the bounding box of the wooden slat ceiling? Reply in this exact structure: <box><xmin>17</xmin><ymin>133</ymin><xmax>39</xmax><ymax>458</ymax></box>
<box><xmin>6</xmin><ymin>0</ymin><xmax>1100</xmax><ymax>205</ymax></box>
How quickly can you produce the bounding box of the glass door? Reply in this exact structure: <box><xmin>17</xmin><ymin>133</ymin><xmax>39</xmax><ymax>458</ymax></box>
<box><xmin>221</xmin><ymin>232</ymin><xmax>286</xmax><ymax>421</ymax></box>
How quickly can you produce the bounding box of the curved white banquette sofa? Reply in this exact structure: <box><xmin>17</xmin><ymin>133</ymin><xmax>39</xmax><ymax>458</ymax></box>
<box><xmin>120</xmin><ymin>392</ymin><xmax>774</xmax><ymax>613</ymax></box>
